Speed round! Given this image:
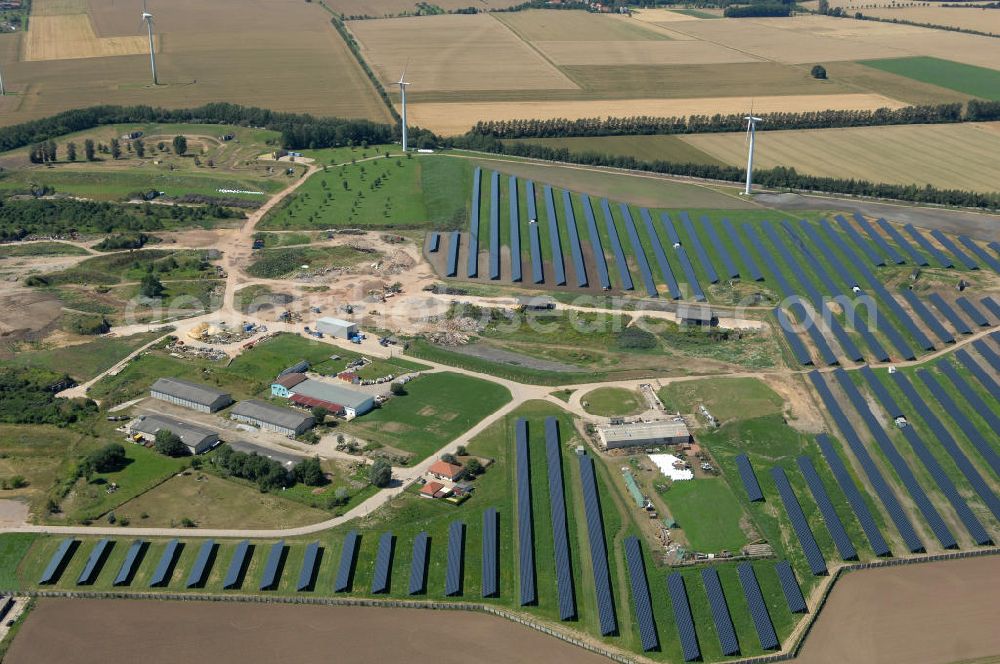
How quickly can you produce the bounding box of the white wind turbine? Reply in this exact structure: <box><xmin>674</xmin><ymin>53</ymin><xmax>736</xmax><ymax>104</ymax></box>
<box><xmin>398</xmin><ymin>63</ymin><xmax>410</xmax><ymax>152</ymax></box>
<box><xmin>141</xmin><ymin>0</ymin><xmax>158</xmax><ymax>85</ymax></box>
<box><xmin>0</xmin><ymin>65</ymin><xmax>5</xmax><ymax>96</ymax></box>
<box><xmin>743</xmin><ymin>106</ymin><xmax>762</xmax><ymax>195</ymax></box>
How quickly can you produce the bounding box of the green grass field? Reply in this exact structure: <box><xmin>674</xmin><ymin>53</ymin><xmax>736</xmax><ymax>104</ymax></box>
<box><xmin>0</xmin><ymin>331</ymin><xmax>163</xmax><ymax>383</ymax></box>
<box><xmin>860</xmin><ymin>56</ymin><xmax>1000</xmax><ymax>101</ymax></box>
<box><xmin>659</xmin><ymin>377</ymin><xmax>784</xmax><ymax>423</ymax></box>
<box><xmin>0</xmin><ymin>534</ymin><xmax>38</xmax><ymax>589</ymax></box>
<box><xmin>581</xmin><ymin>386</ymin><xmax>644</xmax><ymax>417</ymax></box>
<box><xmin>660</xmin><ymin>478</ymin><xmax>749</xmax><ymax>552</ymax></box>
<box><xmin>340</xmin><ymin>372</ymin><xmax>512</xmax><ymax>461</ymax></box>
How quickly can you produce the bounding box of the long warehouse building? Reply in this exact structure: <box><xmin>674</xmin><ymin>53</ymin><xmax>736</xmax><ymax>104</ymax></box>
<box><xmin>150</xmin><ymin>377</ymin><xmax>233</xmax><ymax>413</ymax></box>
<box><xmin>231</xmin><ymin>400</ymin><xmax>314</xmax><ymax>437</ymax></box>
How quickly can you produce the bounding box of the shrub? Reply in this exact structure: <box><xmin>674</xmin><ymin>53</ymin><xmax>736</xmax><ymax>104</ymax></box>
<box><xmin>617</xmin><ymin>327</ymin><xmax>657</xmax><ymax>350</ymax></box>
<box><xmin>811</xmin><ymin>65</ymin><xmax>828</xmax><ymax>80</ymax></box>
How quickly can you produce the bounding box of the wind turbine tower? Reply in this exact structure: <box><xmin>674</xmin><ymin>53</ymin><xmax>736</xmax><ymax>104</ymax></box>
<box><xmin>743</xmin><ymin>111</ymin><xmax>762</xmax><ymax>195</ymax></box>
<box><xmin>398</xmin><ymin>66</ymin><xmax>410</xmax><ymax>152</ymax></box>
<box><xmin>141</xmin><ymin>1</ymin><xmax>158</xmax><ymax>85</ymax></box>
<box><xmin>0</xmin><ymin>65</ymin><xmax>5</xmax><ymax>96</ymax></box>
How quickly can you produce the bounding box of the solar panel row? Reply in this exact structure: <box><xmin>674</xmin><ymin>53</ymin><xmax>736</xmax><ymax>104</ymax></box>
<box><xmin>186</xmin><ymin>539</ymin><xmax>215</xmax><ymax>588</ymax></box>
<box><xmin>509</xmin><ymin>177</ymin><xmax>522</xmax><ymax>283</ymax></box>
<box><xmin>371</xmin><ymin>532</ymin><xmax>395</xmax><ymax>594</ymax></box>
<box><xmin>796</xmin><ymin>456</ymin><xmax>857</xmax><ymax>560</ymax></box>
<box><xmin>737</xmin><ymin>563</ymin><xmax>779</xmax><ymax>650</ymax></box>
<box><xmin>578</xmin><ymin>454</ymin><xmax>617</xmax><ymax>636</ymax></box>
<box><xmin>904</xmin><ymin>224</ymin><xmax>953</xmax><ymax>268</ymax></box>
<box><xmin>835</xmin><ymin>215</ymin><xmax>884</xmax><ymax>266</ymax></box>
<box><xmin>334</xmin><ymin>531</ymin><xmax>360</xmax><ymax>593</ymax></box>
<box><xmin>428</xmin><ymin>233</ymin><xmax>440</xmax><ymax>253</ymax></box>
<box><xmin>956</xmin><ymin>349</ymin><xmax>1000</xmax><ymax>398</ymax></box>
<box><xmin>409</xmin><ymin>531</ymin><xmax>430</xmax><ymax>595</ymax></box>
<box><xmin>900</xmin><ymin>289</ymin><xmax>955</xmax><ymax>345</ymax></box>
<box><xmin>853</xmin><ymin>213</ymin><xmax>904</xmax><ymax>264</ymax></box>
<box><xmin>527</xmin><ymin>181</ymin><xmax>544</xmax><ymax>284</ymax></box>
<box><xmin>446</xmin><ymin>231</ymin><xmax>460</xmax><ymax>278</ymax></box>
<box><xmin>956</xmin><ymin>298</ymin><xmax>990</xmax><ymax>328</ymax></box>
<box><xmin>545</xmin><ymin>417</ymin><xmax>577</xmax><ymax>621</ymax></box>
<box><xmin>930</xmin><ymin>229</ymin><xmax>977</xmax><ymax>269</ymax></box>
<box><xmin>735</xmin><ymin>454</ymin><xmax>764</xmax><ymax>502</ymax></box>
<box><xmin>641</xmin><ymin>208</ymin><xmax>681</xmax><ymax>299</ymax></box>
<box><xmin>664</xmin><ymin>213</ymin><xmax>705</xmax><ymax>301</ymax></box>
<box><xmin>770</xmin><ymin>466</ymin><xmax>827</xmax><ymax>575</ymax></box>
<box><xmin>563</xmin><ymin>190</ymin><xmax>588</xmax><ymax>288</ymax></box>
<box><xmin>973</xmin><ymin>339</ymin><xmax>1000</xmax><ymax>372</ymax></box>
<box><xmin>680</xmin><ymin>211</ymin><xmax>719</xmax><ymax>283</ymax></box>
<box><xmin>790</xmin><ymin>299</ymin><xmax>839</xmax><ymax>366</ymax></box>
<box><xmin>877</xmin><ymin>218</ymin><xmax>927</xmax><ymax>265</ymax></box>
<box><xmin>842</xmin><ymin>370</ymin><xmax>956</xmax><ymax>549</ymax></box>
<box><xmin>808</xmin><ymin>372</ymin><xmax>923</xmax><ymax>553</ymax></box>
<box><xmin>260</xmin><ymin>540</ymin><xmax>286</xmax><ymax>591</ymax></box>
<box><xmin>602</xmin><ymin>199</ymin><xmax>634</xmax><ymax>291</ymax></box>
<box><xmin>958</xmin><ymin>236</ymin><xmax>1000</xmax><ymax>273</ymax></box>
<box><xmin>667</xmin><ymin>573</ymin><xmax>702</xmax><ymax>662</ymax></box>
<box><xmin>816</xmin><ymin>434</ymin><xmax>891</xmax><ymax>557</ymax></box>
<box><xmin>544</xmin><ymin>186</ymin><xmax>566</xmax><ymax>286</ymax></box>
<box><xmin>39</xmin><ymin>538</ymin><xmax>77</xmax><ymax>584</ymax></box>
<box><xmin>623</xmin><ymin>536</ymin><xmax>659</xmax><ymax>653</ymax></box>
<box><xmin>700</xmin><ymin>216</ymin><xmax>740</xmax><ymax>279</ymax></box>
<box><xmin>620</xmin><ymin>205</ymin><xmax>657</xmax><ymax>297</ymax></box>
<box><xmin>515</xmin><ymin>419</ymin><xmax>536</xmax><ymax>606</ymax></box>
<box><xmin>582</xmin><ymin>196</ymin><xmax>611</xmax><ymax>290</ymax></box>
<box><xmin>917</xmin><ymin>369</ymin><xmax>1000</xmax><ymax>478</ymax></box>
<box><xmin>701</xmin><ymin>567</ymin><xmax>740</xmax><ymax>656</ymax></box>
<box><xmin>722</xmin><ymin>218</ymin><xmax>763</xmax><ymax>281</ymax></box>
<box><xmin>468</xmin><ymin>168</ymin><xmax>481</xmax><ymax>278</ymax></box>
<box><xmin>445</xmin><ymin>520</ymin><xmax>465</xmax><ymax>597</ymax></box>
<box><xmin>297</xmin><ymin>541</ymin><xmax>320</xmax><ymax>592</ymax></box>
<box><xmin>149</xmin><ymin>539</ymin><xmax>182</xmax><ymax>588</ymax></box>
<box><xmin>982</xmin><ymin>297</ymin><xmax>1000</xmax><ymax>320</ymax></box>
<box><xmin>113</xmin><ymin>539</ymin><xmax>147</xmax><ymax>587</ymax></box>
<box><xmin>489</xmin><ymin>171</ymin><xmax>500</xmax><ymax>280</ymax></box>
<box><xmin>891</xmin><ymin>371</ymin><xmax>1000</xmax><ymax>525</ymax></box>
<box><xmin>774</xmin><ymin>560</ymin><xmax>807</xmax><ymax>614</ymax></box>
<box><xmin>223</xmin><ymin>540</ymin><xmax>252</xmax><ymax>590</ymax></box>
<box><xmin>77</xmin><ymin>538</ymin><xmax>113</xmax><ymax>585</ymax></box>
<box><xmin>482</xmin><ymin>508</ymin><xmax>500</xmax><ymax>598</ymax></box>
<box><xmin>937</xmin><ymin>360</ymin><xmax>1000</xmax><ymax>437</ymax></box>
<box><xmin>774</xmin><ymin>307</ymin><xmax>814</xmax><ymax>365</ymax></box>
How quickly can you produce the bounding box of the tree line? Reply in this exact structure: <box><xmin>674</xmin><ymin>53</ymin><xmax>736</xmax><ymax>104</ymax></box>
<box><xmin>468</xmin><ymin>101</ymin><xmax>1000</xmax><ymax>138</ymax></box>
<box><xmin>0</xmin><ymin>102</ymin><xmax>432</xmax><ymax>154</ymax></box>
<box><xmin>457</xmin><ymin>136</ymin><xmax>999</xmax><ymax>210</ymax></box>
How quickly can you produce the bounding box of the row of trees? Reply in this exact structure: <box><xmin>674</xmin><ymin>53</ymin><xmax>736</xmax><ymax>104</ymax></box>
<box><xmin>724</xmin><ymin>3</ymin><xmax>792</xmax><ymax>17</ymax></box>
<box><xmin>0</xmin><ymin>103</ymin><xmax>425</xmax><ymax>154</ymax></box>
<box><xmin>467</xmin><ymin>102</ymin><xmax>1000</xmax><ymax>139</ymax></box>
<box><xmin>464</xmin><ymin>138</ymin><xmax>999</xmax><ymax>209</ymax></box>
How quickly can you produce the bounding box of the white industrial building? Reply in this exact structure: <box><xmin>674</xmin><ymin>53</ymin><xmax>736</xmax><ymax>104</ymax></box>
<box><xmin>128</xmin><ymin>414</ymin><xmax>219</xmax><ymax>455</ymax></box>
<box><xmin>315</xmin><ymin>317</ymin><xmax>358</xmax><ymax>339</ymax></box>
<box><xmin>598</xmin><ymin>420</ymin><xmax>691</xmax><ymax>450</ymax></box>
<box><xmin>230</xmin><ymin>400</ymin><xmax>314</xmax><ymax>437</ymax></box>
<box><xmin>149</xmin><ymin>377</ymin><xmax>233</xmax><ymax>413</ymax></box>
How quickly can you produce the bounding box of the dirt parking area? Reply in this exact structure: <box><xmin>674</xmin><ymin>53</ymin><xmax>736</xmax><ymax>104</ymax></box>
<box><xmin>796</xmin><ymin>556</ymin><xmax>1000</xmax><ymax>664</ymax></box>
<box><xmin>6</xmin><ymin>599</ymin><xmax>610</xmax><ymax>664</ymax></box>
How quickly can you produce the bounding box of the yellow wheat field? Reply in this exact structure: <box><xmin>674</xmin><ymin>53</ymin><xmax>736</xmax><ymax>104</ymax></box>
<box><xmin>23</xmin><ymin>14</ymin><xmax>151</xmax><ymax>62</ymax></box>
<box><xmin>681</xmin><ymin>122</ymin><xmax>1000</xmax><ymax>192</ymax></box>
<box><xmin>408</xmin><ymin>93</ymin><xmax>907</xmax><ymax>136</ymax></box>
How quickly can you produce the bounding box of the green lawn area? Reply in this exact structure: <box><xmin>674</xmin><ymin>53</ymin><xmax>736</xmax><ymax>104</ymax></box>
<box><xmin>660</xmin><ymin>478</ymin><xmax>748</xmax><ymax>552</ymax></box>
<box><xmin>659</xmin><ymin>377</ymin><xmax>784</xmax><ymax>423</ymax></box>
<box><xmin>1</xmin><ymin>330</ymin><xmax>164</xmax><ymax>383</ymax></box>
<box><xmin>253</xmin><ymin>232</ymin><xmax>312</xmax><ymax>248</ymax></box>
<box><xmin>860</xmin><ymin>56</ymin><xmax>1000</xmax><ymax>100</ymax></box>
<box><xmin>35</xmin><ymin>248</ymin><xmax>217</xmax><ymax>286</ymax></box>
<box><xmin>341</xmin><ymin>372</ymin><xmax>512</xmax><ymax>461</ymax></box>
<box><xmin>581</xmin><ymin>386</ymin><xmax>645</xmax><ymax>417</ymax></box>
<box><xmin>0</xmin><ymin>534</ymin><xmax>38</xmax><ymax>589</ymax></box>
<box><xmin>0</xmin><ymin>242</ymin><xmax>90</xmax><ymax>257</ymax></box>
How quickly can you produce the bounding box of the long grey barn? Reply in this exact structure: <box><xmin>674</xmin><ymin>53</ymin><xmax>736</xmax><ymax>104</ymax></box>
<box><xmin>230</xmin><ymin>400</ymin><xmax>314</xmax><ymax>437</ymax></box>
<box><xmin>129</xmin><ymin>414</ymin><xmax>219</xmax><ymax>455</ymax></box>
<box><xmin>150</xmin><ymin>378</ymin><xmax>232</xmax><ymax>413</ymax></box>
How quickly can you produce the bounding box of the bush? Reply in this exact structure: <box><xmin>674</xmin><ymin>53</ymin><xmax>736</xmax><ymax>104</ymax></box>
<box><xmin>390</xmin><ymin>381</ymin><xmax>407</xmax><ymax>396</ymax></box>
<box><xmin>369</xmin><ymin>459</ymin><xmax>392</xmax><ymax>488</ymax></box>
<box><xmin>85</xmin><ymin>443</ymin><xmax>127</xmax><ymax>473</ymax></box>
<box><xmin>294</xmin><ymin>457</ymin><xmax>326</xmax><ymax>486</ymax></box>
<box><xmin>811</xmin><ymin>65</ymin><xmax>828</xmax><ymax>80</ymax></box>
<box><xmin>63</xmin><ymin>313</ymin><xmax>111</xmax><ymax>336</ymax></box>
<box><xmin>154</xmin><ymin>429</ymin><xmax>190</xmax><ymax>457</ymax></box>
<box><xmin>617</xmin><ymin>327</ymin><xmax>657</xmax><ymax>350</ymax></box>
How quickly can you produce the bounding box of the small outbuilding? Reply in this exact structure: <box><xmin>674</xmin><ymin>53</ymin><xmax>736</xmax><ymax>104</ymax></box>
<box><xmin>129</xmin><ymin>414</ymin><xmax>219</xmax><ymax>455</ymax></box>
<box><xmin>676</xmin><ymin>304</ymin><xmax>718</xmax><ymax>327</ymax></box>
<box><xmin>230</xmin><ymin>400</ymin><xmax>314</xmax><ymax>437</ymax></box>
<box><xmin>315</xmin><ymin>317</ymin><xmax>358</xmax><ymax>339</ymax></box>
<box><xmin>150</xmin><ymin>377</ymin><xmax>233</xmax><ymax>413</ymax></box>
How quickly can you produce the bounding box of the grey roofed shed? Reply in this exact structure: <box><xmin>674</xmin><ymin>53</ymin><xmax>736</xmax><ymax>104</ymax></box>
<box><xmin>230</xmin><ymin>399</ymin><xmax>314</xmax><ymax>435</ymax></box>
<box><xmin>130</xmin><ymin>414</ymin><xmax>219</xmax><ymax>454</ymax></box>
<box><xmin>290</xmin><ymin>379</ymin><xmax>374</xmax><ymax>414</ymax></box>
<box><xmin>676</xmin><ymin>304</ymin><xmax>717</xmax><ymax>326</ymax></box>
<box><xmin>150</xmin><ymin>377</ymin><xmax>233</xmax><ymax>412</ymax></box>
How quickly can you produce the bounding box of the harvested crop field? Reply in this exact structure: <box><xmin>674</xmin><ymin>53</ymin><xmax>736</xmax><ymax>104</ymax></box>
<box><xmin>6</xmin><ymin>599</ymin><xmax>610</xmax><ymax>664</ymax></box>
<box><xmin>322</xmin><ymin>0</ymin><xmax>525</xmax><ymax>17</ymax></box>
<box><xmin>0</xmin><ymin>0</ymin><xmax>391</xmax><ymax>126</ymax></box>
<box><xmin>409</xmin><ymin>93</ymin><xmax>906</xmax><ymax>136</ymax></box>
<box><xmin>801</xmin><ymin>1</ymin><xmax>1000</xmax><ymax>34</ymax></box>
<box><xmin>796</xmin><ymin>556</ymin><xmax>1000</xmax><ymax>664</ymax></box>
<box><xmin>495</xmin><ymin>9</ymin><xmax>672</xmax><ymax>41</ymax></box>
<box><xmin>347</xmin><ymin>14</ymin><xmax>577</xmax><ymax>92</ymax></box>
<box><xmin>533</xmin><ymin>39</ymin><xmax>759</xmax><ymax>66</ymax></box>
<box><xmin>681</xmin><ymin>122</ymin><xmax>1000</xmax><ymax>192</ymax></box>
<box><xmin>23</xmin><ymin>13</ymin><xmax>150</xmax><ymax>61</ymax></box>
